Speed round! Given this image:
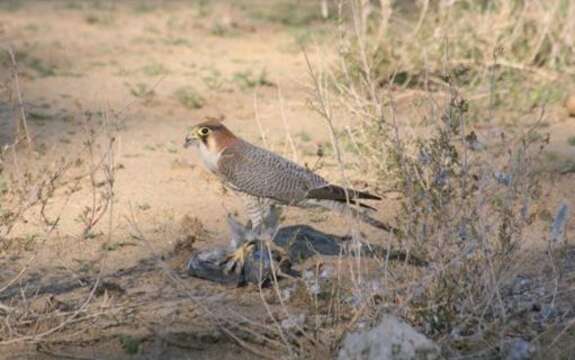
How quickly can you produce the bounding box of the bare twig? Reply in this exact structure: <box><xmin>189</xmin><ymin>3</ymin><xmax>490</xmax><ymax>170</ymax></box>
<box><xmin>1</xmin><ymin>45</ymin><xmax>32</xmax><ymax>148</ymax></box>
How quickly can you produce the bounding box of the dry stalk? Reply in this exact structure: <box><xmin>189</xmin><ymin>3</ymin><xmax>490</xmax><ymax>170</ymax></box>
<box><xmin>0</xmin><ymin>45</ymin><xmax>32</xmax><ymax>149</ymax></box>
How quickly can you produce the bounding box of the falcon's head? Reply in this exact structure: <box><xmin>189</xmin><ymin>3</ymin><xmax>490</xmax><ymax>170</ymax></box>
<box><xmin>184</xmin><ymin>119</ymin><xmax>237</xmax><ymax>153</ymax></box>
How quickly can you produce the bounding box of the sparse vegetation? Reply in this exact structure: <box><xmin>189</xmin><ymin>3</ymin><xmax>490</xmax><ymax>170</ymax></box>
<box><xmin>232</xmin><ymin>68</ymin><xmax>274</xmax><ymax>89</ymax></box>
<box><xmin>84</xmin><ymin>14</ymin><xmax>109</xmax><ymax>25</ymax></box>
<box><xmin>210</xmin><ymin>22</ymin><xmax>238</xmax><ymax>37</ymax></box>
<box><xmin>174</xmin><ymin>86</ymin><xmax>205</xmax><ymax>109</ymax></box>
<box><xmin>301</xmin><ymin>0</ymin><xmax>575</xmax><ymax>358</ymax></box>
<box><xmin>127</xmin><ymin>82</ymin><xmax>156</xmax><ymax>105</ymax></box>
<box><xmin>248</xmin><ymin>0</ymin><xmax>332</xmax><ymax>26</ymax></box>
<box><xmin>202</xmin><ymin>68</ymin><xmax>225</xmax><ymax>91</ymax></box>
<box><xmin>119</xmin><ymin>334</ymin><xmax>141</xmax><ymax>355</ymax></box>
<box><xmin>141</xmin><ymin>63</ymin><xmax>170</xmax><ymax>77</ymax></box>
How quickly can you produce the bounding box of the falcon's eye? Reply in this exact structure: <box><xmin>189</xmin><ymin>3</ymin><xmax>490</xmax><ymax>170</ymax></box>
<box><xmin>198</xmin><ymin>127</ymin><xmax>211</xmax><ymax>137</ymax></box>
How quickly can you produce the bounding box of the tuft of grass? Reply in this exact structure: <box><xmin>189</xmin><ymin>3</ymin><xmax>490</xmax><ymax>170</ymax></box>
<box><xmin>25</xmin><ymin>57</ymin><xmax>56</xmax><ymax>77</ymax></box>
<box><xmin>202</xmin><ymin>68</ymin><xmax>225</xmax><ymax>91</ymax></box>
<box><xmin>232</xmin><ymin>69</ymin><xmax>274</xmax><ymax>89</ymax></box>
<box><xmin>132</xmin><ymin>2</ymin><xmax>157</xmax><ymax>14</ymax></box>
<box><xmin>161</xmin><ymin>36</ymin><xmax>192</xmax><ymax>48</ymax></box>
<box><xmin>2</xmin><ymin>50</ymin><xmax>82</xmax><ymax>78</ymax></box>
<box><xmin>295</xmin><ymin>131</ymin><xmax>312</xmax><ymax>142</ymax></box>
<box><xmin>567</xmin><ymin>136</ymin><xmax>575</xmax><ymax>147</ymax></box>
<box><xmin>174</xmin><ymin>86</ymin><xmax>205</xmax><ymax>109</ymax></box>
<box><xmin>141</xmin><ymin>63</ymin><xmax>170</xmax><ymax>77</ymax></box>
<box><xmin>0</xmin><ymin>177</ymin><xmax>6</xmax><ymax>196</ymax></box>
<box><xmin>28</xmin><ymin>111</ymin><xmax>52</xmax><ymax>122</ymax></box>
<box><xmin>248</xmin><ymin>1</ymin><xmax>331</xmax><ymax>27</ymax></box>
<box><xmin>119</xmin><ymin>335</ymin><xmax>140</xmax><ymax>355</ymax></box>
<box><xmin>210</xmin><ymin>22</ymin><xmax>239</xmax><ymax>37</ymax></box>
<box><xmin>84</xmin><ymin>13</ymin><xmax>114</xmax><ymax>26</ymax></box>
<box><xmin>0</xmin><ymin>0</ymin><xmax>21</xmax><ymax>11</ymax></box>
<box><xmin>127</xmin><ymin>82</ymin><xmax>156</xmax><ymax>106</ymax></box>
<box><xmin>62</xmin><ymin>1</ymin><xmax>83</xmax><ymax>10</ymax></box>
<box><xmin>102</xmin><ymin>241</ymin><xmax>136</xmax><ymax>252</ymax></box>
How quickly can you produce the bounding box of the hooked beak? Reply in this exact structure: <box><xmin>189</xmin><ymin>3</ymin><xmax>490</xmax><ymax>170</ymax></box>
<box><xmin>183</xmin><ymin>133</ymin><xmax>198</xmax><ymax>148</ymax></box>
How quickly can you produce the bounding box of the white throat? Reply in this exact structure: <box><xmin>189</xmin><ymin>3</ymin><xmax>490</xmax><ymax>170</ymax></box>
<box><xmin>197</xmin><ymin>142</ymin><xmax>222</xmax><ymax>173</ymax></box>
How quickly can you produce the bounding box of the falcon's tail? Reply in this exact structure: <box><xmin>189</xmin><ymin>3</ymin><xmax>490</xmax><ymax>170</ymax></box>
<box><xmin>307</xmin><ymin>199</ymin><xmax>399</xmax><ymax>234</ymax></box>
<box><xmin>306</xmin><ymin>185</ymin><xmax>381</xmax><ymax>211</ymax></box>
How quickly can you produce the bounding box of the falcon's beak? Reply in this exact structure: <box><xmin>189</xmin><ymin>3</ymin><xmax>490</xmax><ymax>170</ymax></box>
<box><xmin>184</xmin><ymin>133</ymin><xmax>198</xmax><ymax>148</ymax></box>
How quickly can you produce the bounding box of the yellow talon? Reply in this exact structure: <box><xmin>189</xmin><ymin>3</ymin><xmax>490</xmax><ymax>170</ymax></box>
<box><xmin>222</xmin><ymin>241</ymin><xmax>255</xmax><ymax>274</ymax></box>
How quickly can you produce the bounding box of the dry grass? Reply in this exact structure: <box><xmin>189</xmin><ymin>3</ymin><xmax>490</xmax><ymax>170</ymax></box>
<box><xmin>297</xmin><ymin>0</ymin><xmax>575</xmax><ymax>358</ymax></box>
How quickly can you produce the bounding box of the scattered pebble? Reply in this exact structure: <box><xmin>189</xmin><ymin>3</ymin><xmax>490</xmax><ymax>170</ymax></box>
<box><xmin>494</xmin><ymin>171</ymin><xmax>512</xmax><ymax>186</ymax></box>
<box><xmin>281</xmin><ymin>313</ymin><xmax>305</xmax><ymax>330</ymax></box>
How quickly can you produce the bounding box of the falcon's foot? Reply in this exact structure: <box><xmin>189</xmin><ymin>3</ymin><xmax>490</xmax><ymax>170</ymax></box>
<box><xmin>220</xmin><ymin>241</ymin><xmax>256</xmax><ymax>275</ymax></box>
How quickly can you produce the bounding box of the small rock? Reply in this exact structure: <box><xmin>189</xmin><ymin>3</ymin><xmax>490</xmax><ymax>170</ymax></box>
<box><xmin>281</xmin><ymin>313</ymin><xmax>305</xmax><ymax>331</ymax></box>
<box><xmin>494</xmin><ymin>171</ymin><xmax>512</xmax><ymax>186</ymax></box>
<box><xmin>502</xmin><ymin>338</ymin><xmax>535</xmax><ymax>360</ymax></box>
<box><xmin>338</xmin><ymin>314</ymin><xmax>441</xmax><ymax>360</ymax></box>
<box><xmin>510</xmin><ymin>275</ymin><xmax>532</xmax><ymax>295</ymax></box>
<box><xmin>550</xmin><ymin>202</ymin><xmax>569</xmax><ymax>245</ymax></box>
<box><xmin>534</xmin><ymin>304</ymin><xmax>560</xmax><ymax>323</ymax></box>
<box><xmin>280</xmin><ymin>285</ymin><xmax>296</xmax><ymax>302</ymax></box>
<box><xmin>565</xmin><ymin>94</ymin><xmax>575</xmax><ymax>117</ymax></box>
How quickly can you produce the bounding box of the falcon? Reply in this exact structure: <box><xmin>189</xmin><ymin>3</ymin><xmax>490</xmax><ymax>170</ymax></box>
<box><xmin>184</xmin><ymin>119</ymin><xmax>395</xmax><ymax>268</ymax></box>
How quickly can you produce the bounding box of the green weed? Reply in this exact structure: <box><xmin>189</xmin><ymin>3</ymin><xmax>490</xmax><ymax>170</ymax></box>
<box><xmin>127</xmin><ymin>83</ymin><xmax>156</xmax><ymax>105</ymax></box>
<box><xmin>141</xmin><ymin>63</ymin><xmax>170</xmax><ymax>77</ymax></box>
<box><xmin>174</xmin><ymin>86</ymin><xmax>205</xmax><ymax>109</ymax></box>
<box><xmin>84</xmin><ymin>13</ymin><xmax>114</xmax><ymax>26</ymax></box>
<box><xmin>119</xmin><ymin>335</ymin><xmax>141</xmax><ymax>355</ymax></box>
<box><xmin>232</xmin><ymin>69</ymin><xmax>274</xmax><ymax>89</ymax></box>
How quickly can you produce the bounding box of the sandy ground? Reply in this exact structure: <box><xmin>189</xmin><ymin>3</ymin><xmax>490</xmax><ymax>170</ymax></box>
<box><xmin>1</xmin><ymin>1</ymin><xmax>575</xmax><ymax>359</ymax></box>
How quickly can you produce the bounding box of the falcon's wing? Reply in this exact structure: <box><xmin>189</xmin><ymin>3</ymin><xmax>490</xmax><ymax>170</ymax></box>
<box><xmin>218</xmin><ymin>140</ymin><xmax>326</xmax><ymax>204</ymax></box>
<box><xmin>218</xmin><ymin>141</ymin><xmax>381</xmax><ymax>208</ymax></box>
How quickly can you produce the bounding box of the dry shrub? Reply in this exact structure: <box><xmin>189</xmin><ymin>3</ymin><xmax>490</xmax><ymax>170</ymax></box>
<box><xmin>0</xmin><ymin>47</ymin><xmax>122</xmax><ymax>346</ymax></box>
<box><xmin>337</xmin><ymin>0</ymin><xmax>574</xmax><ymax>116</ymax></box>
<box><xmin>304</xmin><ymin>0</ymin><xmax>572</xmax><ymax>357</ymax></box>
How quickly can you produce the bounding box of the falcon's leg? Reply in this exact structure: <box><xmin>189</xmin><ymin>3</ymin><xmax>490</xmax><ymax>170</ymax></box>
<box><xmin>245</xmin><ymin>197</ymin><xmax>290</xmax><ymax>260</ymax></box>
<box><xmin>242</xmin><ymin>195</ymin><xmax>279</xmax><ymax>231</ymax></box>
<box><xmin>242</xmin><ymin>195</ymin><xmax>287</xmax><ymax>253</ymax></box>
<box><xmin>221</xmin><ymin>196</ymin><xmax>284</xmax><ymax>275</ymax></box>
<box><xmin>225</xmin><ymin>195</ymin><xmax>290</xmax><ymax>275</ymax></box>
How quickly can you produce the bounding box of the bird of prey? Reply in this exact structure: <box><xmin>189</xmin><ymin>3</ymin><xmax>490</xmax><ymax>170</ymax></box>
<box><xmin>184</xmin><ymin>119</ymin><xmax>395</xmax><ymax>268</ymax></box>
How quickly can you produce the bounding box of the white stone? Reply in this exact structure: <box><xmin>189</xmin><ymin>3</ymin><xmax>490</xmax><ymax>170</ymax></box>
<box><xmin>338</xmin><ymin>314</ymin><xmax>441</xmax><ymax>360</ymax></box>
